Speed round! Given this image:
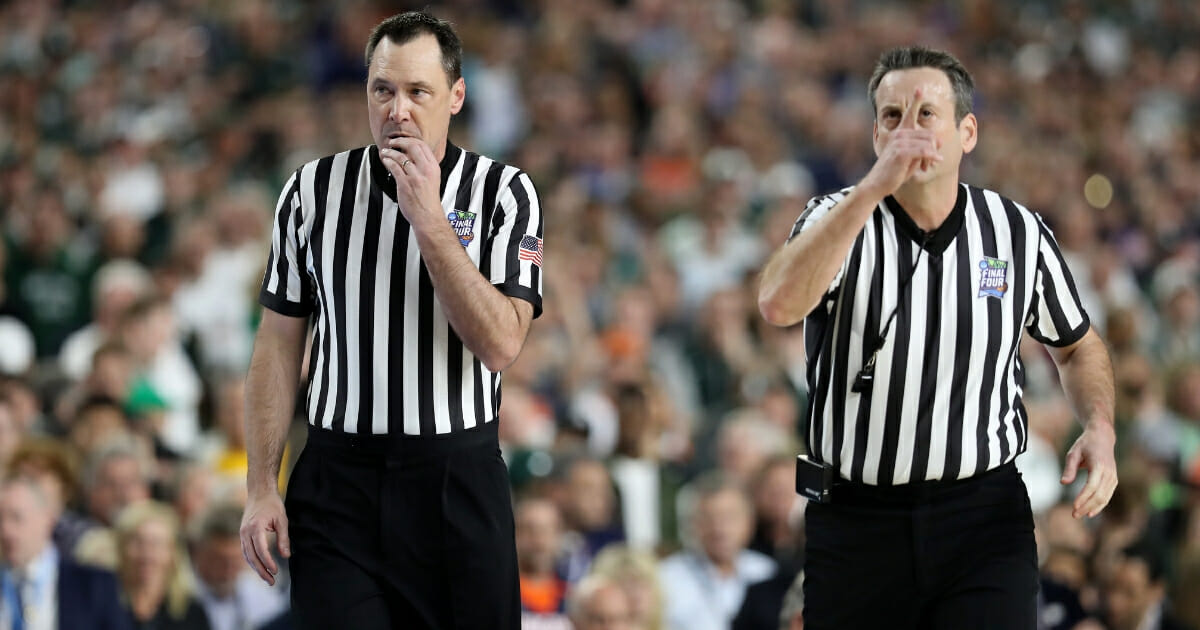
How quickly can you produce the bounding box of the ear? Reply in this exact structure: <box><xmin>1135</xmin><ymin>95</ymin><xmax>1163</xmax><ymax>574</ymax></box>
<box><xmin>449</xmin><ymin>77</ymin><xmax>466</xmax><ymax>115</ymax></box>
<box><xmin>959</xmin><ymin>113</ymin><xmax>978</xmax><ymax>154</ymax></box>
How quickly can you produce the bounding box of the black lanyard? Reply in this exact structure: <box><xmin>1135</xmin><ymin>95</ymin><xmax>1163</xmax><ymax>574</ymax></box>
<box><xmin>851</xmin><ymin>231</ymin><xmax>933</xmax><ymax>394</ymax></box>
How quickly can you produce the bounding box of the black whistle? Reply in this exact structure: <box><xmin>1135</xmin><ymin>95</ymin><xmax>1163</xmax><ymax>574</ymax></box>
<box><xmin>852</xmin><ymin>365</ymin><xmax>874</xmax><ymax>393</ymax></box>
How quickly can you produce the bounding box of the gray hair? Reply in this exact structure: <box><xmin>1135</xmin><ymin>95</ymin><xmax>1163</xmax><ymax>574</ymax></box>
<box><xmin>84</xmin><ymin>436</ymin><xmax>151</xmax><ymax>491</ymax></box>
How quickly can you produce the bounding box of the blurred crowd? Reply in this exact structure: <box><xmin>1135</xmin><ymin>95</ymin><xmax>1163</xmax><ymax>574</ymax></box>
<box><xmin>0</xmin><ymin>0</ymin><xmax>1198</xmax><ymax>628</ymax></box>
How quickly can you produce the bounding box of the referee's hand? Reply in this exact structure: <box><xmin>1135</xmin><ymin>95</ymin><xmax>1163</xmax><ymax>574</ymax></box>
<box><xmin>380</xmin><ymin>137</ymin><xmax>442</xmax><ymax>229</ymax></box>
<box><xmin>1060</xmin><ymin>420</ymin><xmax>1118</xmax><ymax>519</ymax></box>
<box><xmin>859</xmin><ymin>87</ymin><xmax>943</xmax><ymax>199</ymax></box>
<box><xmin>240</xmin><ymin>492</ymin><xmax>292</xmax><ymax>586</ymax></box>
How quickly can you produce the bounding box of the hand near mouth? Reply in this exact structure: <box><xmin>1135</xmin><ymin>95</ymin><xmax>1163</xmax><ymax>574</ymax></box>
<box><xmin>379</xmin><ymin>136</ymin><xmax>442</xmax><ymax>229</ymax></box>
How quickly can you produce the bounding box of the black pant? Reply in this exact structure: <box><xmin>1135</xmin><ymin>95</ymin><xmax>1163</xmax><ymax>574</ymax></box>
<box><xmin>285</xmin><ymin>423</ymin><xmax>519</xmax><ymax>630</ymax></box>
<box><xmin>803</xmin><ymin>463</ymin><xmax>1038</xmax><ymax>630</ymax></box>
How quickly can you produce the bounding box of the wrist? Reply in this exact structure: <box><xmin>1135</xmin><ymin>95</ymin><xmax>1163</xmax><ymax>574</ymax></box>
<box><xmin>247</xmin><ymin>478</ymin><xmax>280</xmax><ymax>498</ymax></box>
<box><xmin>1084</xmin><ymin>417</ymin><xmax>1115</xmax><ymax>437</ymax></box>
<box><xmin>851</xmin><ymin>180</ymin><xmax>890</xmax><ymax>209</ymax></box>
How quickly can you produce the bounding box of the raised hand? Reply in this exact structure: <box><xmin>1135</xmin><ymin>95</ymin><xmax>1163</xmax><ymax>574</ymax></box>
<box><xmin>859</xmin><ymin>87</ymin><xmax>943</xmax><ymax>198</ymax></box>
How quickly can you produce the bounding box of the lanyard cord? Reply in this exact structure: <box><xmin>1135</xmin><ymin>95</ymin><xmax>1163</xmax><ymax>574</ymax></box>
<box><xmin>854</xmin><ymin>231</ymin><xmax>934</xmax><ymax>390</ymax></box>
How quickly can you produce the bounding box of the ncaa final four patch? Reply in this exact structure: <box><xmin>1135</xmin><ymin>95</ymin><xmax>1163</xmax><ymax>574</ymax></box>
<box><xmin>978</xmin><ymin>256</ymin><xmax>1009</xmax><ymax>298</ymax></box>
<box><xmin>447</xmin><ymin>210</ymin><xmax>476</xmax><ymax>247</ymax></box>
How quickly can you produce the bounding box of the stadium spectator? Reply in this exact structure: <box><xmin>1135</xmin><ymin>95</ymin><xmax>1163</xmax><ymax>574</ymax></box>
<box><xmin>0</xmin><ymin>477</ymin><xmax>129</xmax><ymax>630</ymax></box>
<box><xmin>659</xmin><ymin>473</ymin><xmax>774</xmax><ymax>630</ymax></box>
<box><xmin>567</xmin><ymin>574</ymin><xmax>635</xmax><ymax>630</ymax></box>
<box><xmin>114</xmin><ymin>501</ymin><xmax>211</xmax><ymax>629</ymax></box>
<box><xmin>516</xmin><ymin>497</ymin><xmax>571</xmax><ymax>626</ymax></box>
<box><xmin>190</xmin><ymin>503</ymin><xmax>288</xmax><ymax>630</ymax></box>
<box><xmin>589</xmin><ymin>544</ymin><xmax>665</xmax><ymax>630</ymax></box>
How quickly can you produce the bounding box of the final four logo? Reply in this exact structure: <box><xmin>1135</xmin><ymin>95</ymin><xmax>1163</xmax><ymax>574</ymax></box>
<box><xmin>447</xmin><ymin>210</ymin><xmax>476</xmax><ymax>247</ymax></box>
<box><xmin>978</xmin><ymin>257</ymin><xmax>1009</xmax><ymax>299</ymax></box>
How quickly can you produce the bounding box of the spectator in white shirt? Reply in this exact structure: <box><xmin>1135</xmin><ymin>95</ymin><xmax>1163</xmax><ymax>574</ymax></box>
<box><xmin>190</xmin><ymin>503</ymin><xmax>287</xmax><ymax>630</ymax></box>
<box><xmin>659</xmin><ymin>473</ymin><xmax>775</xmax><ymax>630</ymax></box>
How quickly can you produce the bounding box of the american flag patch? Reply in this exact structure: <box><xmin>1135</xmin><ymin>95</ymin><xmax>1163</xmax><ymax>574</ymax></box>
<box><xmin>518</xmin><ymin>235</ymin><xmax>542</xmax><ymax>266</ymax></box>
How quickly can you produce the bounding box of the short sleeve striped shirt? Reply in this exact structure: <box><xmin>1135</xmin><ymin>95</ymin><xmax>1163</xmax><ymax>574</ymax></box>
<box><xmin>791</xmin><ymin>183</ymin><xmax>1088</xmax><ymax>485</ymax></box>
<box><xmin>259</xmin><ymin>142</ymin><xmax>543</xmax><ymax>436</ymax></box>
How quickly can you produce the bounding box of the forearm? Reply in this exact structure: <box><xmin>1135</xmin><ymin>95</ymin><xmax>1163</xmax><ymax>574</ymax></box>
<box><xmin>1054</xmin><ymin>329</ymin><xmax>1115</xmax><ymax>430</ymax></box>
<box><xmin>412</xmin><ymin>222</ymin><xmax>531</xmax><ymax>371</ymax></box>
<box><xmin>245</xmin><ymin>319</ymin><xmax>305</xmax><ymax>495</ymax></box>
<box><xmin>758</xmin><ymin>185</ymin><xmax>883</xmax><ymax>326</ymax></box>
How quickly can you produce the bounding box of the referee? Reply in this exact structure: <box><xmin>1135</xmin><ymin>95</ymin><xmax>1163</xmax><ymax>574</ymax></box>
<box><xmin>758</xmin><ymin>47</ymin><xmax>1116</xmax><ymax>629</ymax></box>
<box><xmin>239</xmin><ymin>12</ymin><xmax>542</xmax><ymax>630</ymax></box>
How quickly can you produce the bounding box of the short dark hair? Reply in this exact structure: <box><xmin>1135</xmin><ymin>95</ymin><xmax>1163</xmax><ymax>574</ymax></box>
<box><xmin>364</xmin><ymin>11</ymin><xmax>462</xmax><ymax>85</ymax></box>
<box><xmin>1121</xmin><ymin>539</ymin><xmax>1169</xmax><ymax>584</ymax></box>
<box><xmin>868</xmin><ymin>46</ymin><xmax>975</xmax><ymax>123</ymax></box>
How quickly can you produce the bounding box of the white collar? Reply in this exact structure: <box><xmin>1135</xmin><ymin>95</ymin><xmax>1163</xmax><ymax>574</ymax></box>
<box><xmin>10</xmin><ymin>546</ymin><xmax>57</xmax><ymax>585</ymax></box>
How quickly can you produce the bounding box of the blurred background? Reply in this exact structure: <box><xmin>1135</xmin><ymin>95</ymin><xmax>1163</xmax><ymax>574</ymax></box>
<box><xmin>0</xmin><ymin>0</ymin><xmax>1198</xmax><ymax>629</ymax></box>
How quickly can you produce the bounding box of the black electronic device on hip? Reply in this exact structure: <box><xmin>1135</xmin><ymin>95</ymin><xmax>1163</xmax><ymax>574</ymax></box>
<box><xmin>796</xmin><ymin>454</ymin><xmax>835</xmax><ymax>503</ymax></box>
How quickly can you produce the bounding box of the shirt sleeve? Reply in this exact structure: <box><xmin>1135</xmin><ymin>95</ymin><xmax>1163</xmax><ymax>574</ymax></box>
<box><xmin>259</xmin><ymin>171</ymin><xmax>314</xmax><ymax>318</ymax></box>
<box><xmin>1025</xmin><ymin>214</ymin><xmax>1090</xmax><ymax>347</ymax></box>
<box><xmin>487</xmin><ymin>171</ymin><xmax>543</xmax><ymax>318</ymax></box>
<box><xmin>787</xmin><ymin>190</ymin><xmax>853</xmax><ymax>301</ymax></box>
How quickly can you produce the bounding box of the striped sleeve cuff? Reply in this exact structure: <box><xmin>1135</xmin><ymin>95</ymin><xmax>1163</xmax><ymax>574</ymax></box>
<box><xmin>259</xmin><ymin>290</ymin><xmax>314</xmax><ymax>318</ymax></box>
<box><xmin>1033</xmin><ymin>315</ymin><xmax>1090</xmax><ymax>348</ymax></box>
<box><xmin>494</xmin><ymin>282</ymin><xmax>542</xmax><ymax>319</ymax></box>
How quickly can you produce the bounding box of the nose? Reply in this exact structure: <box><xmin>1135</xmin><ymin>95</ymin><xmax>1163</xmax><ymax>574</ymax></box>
<box><xmin>389</xmin><ymin>95</ymin><xmax>411</xmax><ymax>123</ymax></box>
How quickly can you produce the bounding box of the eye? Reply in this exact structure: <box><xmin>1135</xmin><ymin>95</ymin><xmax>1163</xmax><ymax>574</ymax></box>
<box><xmin>374</xmin><ymin>85</ymin><xmax>392</xmax><ymax>98</ymax></box>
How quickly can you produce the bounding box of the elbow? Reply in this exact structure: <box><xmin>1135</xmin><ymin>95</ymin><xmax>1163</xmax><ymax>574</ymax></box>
<box><xmin>758</xmin><ymin>293</ymin><xmax>804</xmax><ymax>328</ymax></box>
<box><xmin>479</xmin><ymin>340</ymin><xmax>523</xmax><ymax>373</ymax></box>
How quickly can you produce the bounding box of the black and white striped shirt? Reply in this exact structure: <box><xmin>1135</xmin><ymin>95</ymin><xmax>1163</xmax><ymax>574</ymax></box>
<box><xmin>260</xmin><ymin>142</ymin><xmax>543</xmax><ymax>436</ymax></box>
<box><xmin>793</xmin><ymin>183</ymin><xmax>1088</xmax><ymax>485</ymax></box>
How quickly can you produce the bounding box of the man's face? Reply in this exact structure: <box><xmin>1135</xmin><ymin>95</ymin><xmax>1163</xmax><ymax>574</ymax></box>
<box><xmin>194</xmin><ymin>535</ymin><xmax>245</xmax><ymax>599</ymax></box>
<box><xmin>872</xmin><ymin>67</ymin><xmax>976</xmax><ymax>186</ymax></box>
<box><xmin>567</xmin><ymin>461</ymin><xmax>614</xmax><ymax>530</ymax></box>
<box><xmin>89</xmin><ymin>456</ymin><xmax>150</xmax><ymax>525</ymax></box>
<box><xmin>1106</xmin><ymin>558</ymin><xmax>1161</xmax><ymax>630</ymax></box>
<box><xmin>694</xmin><ymin>488</ymin><xmax>753</xmax><ymax>567</ymax></box>
<box><xmin>514</xmin><ymin>500</ymin><xmax>561</xmax><ymax>576</ymax></box>
<box><xmin>366</xmin><ymin>34</ymin><xmax>465</xmax><ymax>161</ymax></box>
<box><xmin>0</xmin><ymin>484</ymin><xmax>54</xmax><ymax>568</ymax></box>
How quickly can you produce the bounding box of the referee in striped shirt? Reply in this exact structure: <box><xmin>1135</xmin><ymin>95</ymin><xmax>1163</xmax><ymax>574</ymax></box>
<box><xmin>239</xmin><ymin>12</ymin><xmax>542</xmax><ymax>630</ymax></box>
<box><xmin>759</xmin><ymin>47</ymin><xmax>1117</xmax><ymax>629</ymax></box>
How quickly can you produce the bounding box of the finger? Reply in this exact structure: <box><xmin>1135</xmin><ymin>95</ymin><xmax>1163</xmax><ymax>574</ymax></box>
<box><xmin>1082</xmin><ymin>486</ymin><xmax>1109</xmax><ymax>518</ymax></box>
<box><xmin>1074</xmin><ymin>466</ymin><xmax>1104</xmax><ymax>518</ymax></box>
<box><xmin>241</xmin><ymin>533</ymin><xmax>274</xmax><ymax>585</ymax></box>
<box><xmin>1085</xmin><ymin>469</ymin><xmax>1117</xmax><ymax>517</ymax></box>
<box><xmin>899</xmin><ymin>87</ymin><xmax>923</xmax><ymax>129</ymax></box>
<box><xmin>1073</xmin><ymin>484</ymin><xmax>1097</xmax><ymax>519</ymax></box>
<box><xmin>379</xmin><ymin>149</ymin><xmax>410</xmax><ymax>179</ymax></box>
<box><xmin>393</xmin><ymin>137</ymin><xmax>440</xmax><ymax>171</ymax></box>
<box><xmin>276</xmin><ymin>517</ymin><xmax>291</xmax><ymax>558</ymax></box>
<box><xmin>252</xmin><ymin>527</ymin><xmax>279</xmax><ymax>580</ymax></box>
<box><xmin>1060</xmin><ymin>448</ymin><xmax>1081</xmax><ymax>485</ymax></box>
<box><xmin>387</xmin><ymin>136</ymin><xmax>423</xmax><ymax>163</ymax></box>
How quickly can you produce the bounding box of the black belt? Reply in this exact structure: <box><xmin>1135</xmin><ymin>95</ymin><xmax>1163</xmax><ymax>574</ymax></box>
<box><xmin>304</xmin><ymin>421</ymin><xmax>499</xmax><ymax>465</ymax></box>
<box><xmin>831</xmin><ymin>462</ymin><xmax>1018</xmax><ymax>508</ymax></box>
